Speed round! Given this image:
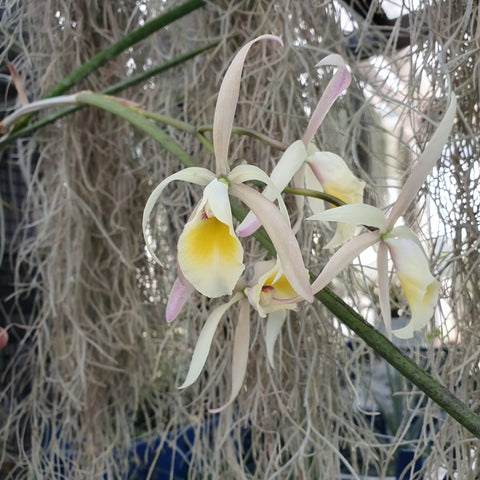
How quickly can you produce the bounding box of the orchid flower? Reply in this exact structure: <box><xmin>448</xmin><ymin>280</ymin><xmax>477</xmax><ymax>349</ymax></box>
<box><xmin>143</xmin><ymin>35</ymin><xmax>313</xmax><ymax>304</ymax></box>
<box><xmin>308</xmin><ymin>94</ymin><xmax>457</xmax><ymax>338</ymax></box>
<box><xmin>237</xmin><ymin>54</ymin><xmax>365</xmax><ymax>248</ymax></box>
<box><xmin>179</xmin><ymin>259</ymin><xmax>303</xmax><ymax>412</ymax></box>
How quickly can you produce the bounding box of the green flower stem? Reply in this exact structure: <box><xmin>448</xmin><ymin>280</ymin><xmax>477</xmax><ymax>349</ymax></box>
<box><xmin>283</xmin><ymin>187</ymin><xmax>346</xmax><ymax>207</ymax></box>
<box><xmin>43</xmin><ymin>0</ymin><xmax>206</xmax><ymax>99</ymax></box>
<box><xmin>76</xmin><ymin>92</ymin><xmax>194</xmax><ymax>168</ymax></box>
<box><xmin>0</xmin><ymin>43</ymin><xmax>216</xmax><ymax>148</ymax></box>
<box><xmin>231</xmin><ymin>200</ymin><xmax>480</xmax><ymax>438</ymax></box>
<box><xmin>198</xmin><ymin>124</ymin><xmax>288</xmax><ymax>151</ymax></box>
<box><xmin>316</xmin><ymin>287</ymin><xmax>480</xmax><ymax>439</ymax></box>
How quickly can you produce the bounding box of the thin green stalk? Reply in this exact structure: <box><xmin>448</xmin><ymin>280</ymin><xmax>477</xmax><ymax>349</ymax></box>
<box><xmin>283</xmin><ymin>186</ymin><xmax>346</xmax><ymax>207</ymax></box>
<box><xmin>231</xmin><ymin>200</ymin><xmax>480</xmax><ymax>438</ymax></box>
<box><xmin>0</xmin><ymin>43</ymin><xmax>216</xmax><ymax>148</ymax></box>
<box><xmin>43</xmin><ymin>0</ymin><xmax>206</xmax><ymax>98</ymax></box>
<box><xmin>76</xmin><ymin>92</ymin><xmax>194</xmax><ymax>168</ymax></box>
<box><xmin>316</xmin><ymin>287</ymin><xmax>480</xmax><ymax>438</ymax></box>
<box><xmin>198</xmin><ymin>124</ymin><xmax>288</xmax><ymax>151</ymax></box>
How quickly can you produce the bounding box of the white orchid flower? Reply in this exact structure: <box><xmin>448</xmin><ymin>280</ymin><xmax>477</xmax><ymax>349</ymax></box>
<box><xmin>308</xmin><ymin>94</ymin><xmax>457</xmax><ymax>338</ymax></box>
<box><xmin>180</xmin><ymin>259</ymin><xmax>303</xmax><ymax>412</ymax></box>
<box><xmin>237</xmin><ymin>54</ymin><xmax>365</xmax><ymax>246</ymax></box>
<box><xmin>143</xmin><ymin>34</ymin><xmax>313</xmax><ymax>304</ymax></box>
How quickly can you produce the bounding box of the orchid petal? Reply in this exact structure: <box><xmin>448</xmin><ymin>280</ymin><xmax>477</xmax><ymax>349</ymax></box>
<box><xmin>377</xmin><ymin>241</ymin><xmax>391</xmax><ymax>339</ymax></box>
<box><xmin>180</xmin><ymin>293</ymin><xmax>243</xmax><ymax>389</ymax></box>
<box><xmin>0</xmin><ymin>327</ymin><xmax>8</xmax><ymax>351</ymax></box>
<box><xmin>383</xmin><ymin>226</ymin><xmax>439</xmax><ymax>338</ymax></box>
<box><xmin>265</xmin><ymin>310</ymin><xmax>287</xmax><ymax>368</ymax></box>
<box><xmin>209</xmin><ymin>298</ymin><xmax>251</xmax><ymax>413</ymax></box>
<box><xmin>143</xmin><ymin>167</ymin><xmax>216</xmax><ymax>266</ymax></box>
<box><xmin>178</xmin><ymin>179</ymin><xmax>244</xmax><ymax>298</ymax></box>
<box><xmin>236</xmin><ymin>140</ymin><xmax>307</xmax><ymax>236</ymax></box>
<box><xmin>386</xmin><ymin>94</ymin><xmax>456</xmax><ymax>229</ymax></box>
<box><xmin>302</xmin><ymin>54</ymin><xmax>351</xmax><ymax>145</ymax></box>
<box><xmin>308</xmin><ymin>204</ymin><xmax>387</xmax><ymax>232</ymax></box>
<box><xmin>228</xmin><ymin>163</ymin><xmax>290</xmax><ymax>219</ymax></box>
<box><xmin>246</xmin><ymin>259</ymin><xmax>300</xmax><ymax>318</ymax></box>
<box><xmin>166</xmin><ymin>274</ymin><xmax>195</xmax><ymax>323</ymax></box>
<box><xmin>311</xmin><ymin>231</ymin><xmax>380</xmax><ymax>293</ymax></box>
<box><xmin>213</xmin><ymin>34</ymin><xmax>283</xmax><ymax>174</ymax></box>
<box><xmin>306</xmin><ymin>151</ymin><xmax>365</xmax><ymax>205</ymax></box>
<box><xmin>230</xmin><ymin>182</ymin><xmax>313</xmax><ymax>303</ymax></box>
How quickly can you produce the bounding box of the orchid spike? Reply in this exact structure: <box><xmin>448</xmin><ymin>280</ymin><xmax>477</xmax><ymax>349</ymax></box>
<box><xmin>143</xmin><ymin>35</ymin><xmax>311</xmax><ymax>306</ymax></box>
<box><xmin>237</xmin><ymin>55</ymin><xmax>364</xmax><ymax>245</ymax></box>
<box><xmin>309</xmin><ymin>94</ymin><xmax>456</xmax><ymax>338</ymax></box>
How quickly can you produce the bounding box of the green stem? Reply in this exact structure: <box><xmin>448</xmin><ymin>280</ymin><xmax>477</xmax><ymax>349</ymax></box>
<box><xmin>0</xmin><ymin>43</ymin><xmax>216</xmax><ymax>148</ymax></box>
<box><xmin>316</xmin><ymin>287</ymin><xmax>480</xmax><ymax>438</ymax></box>
<box><xmin>283</xmin><ymin>186</ymin><xmax>346</xmax><ymax>207</ymax></box>
<box><xmin>198</xmin><ymin>124</ymin><xmax>288</xmax><ymax>151</ymax></box>
<box><xmin>76</xmin><ymin>92</ymin><xmax>194</xmax><ymax>168</ymax></box>
<box><xmin>43</xmin><ymin>0</ymin><xmax>206</xmax><ymax>98</ymax></box>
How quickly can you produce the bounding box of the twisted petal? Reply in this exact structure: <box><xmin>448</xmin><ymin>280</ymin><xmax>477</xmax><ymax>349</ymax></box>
<box><xmin>308</xmin><ymin>203</ymin><xmax>387</xmax><ymax>232</ymax></box>
<box><xmin>383</xmin><ymin>226</ymin><xmax>440</xmax><ymax>338</ymax></box>
<box><xmin>209</xmin><ymin>298</ymin><xmax>251</xmax><ymax>413</ymax></box>
<box><xmin>230</xmin><ymin>182</ymin><xmax>313</xmax><ymax>303</ymax></box>
<box><xmin>180</xmin><ymin>293</ymin><xmax>243</xmax><ymax>389</ymax></box>
<box><xmin>178</xmin><ymin>179</ymin><xmax>244</xmax><ymax>298</ymax></box>
<box><xmin>246</xmin><ymin>260</ymin><xmax>300</xmax><ymax>318</ymax></box>
<box><xmin>143</xmin><ymin>167</ymin><xmax>216</xmax><ymax>265</ymax></box>
<box><xmin>302</xmin><ymin>54</ymin><xmax>351</xmax><ymax>145</ymax></box>
<box><xmin>213</xmin><ymin>34</ymin><xmax>283</xmax><ymax>174</ymax></box>
<box><xmin>386</xmin><ymin>94</ymin><xmax>456</xmax><ymax>229</ymax></box>
<box><xmin>236</xmin><ymin>140</ymin><xmax>308</xmax><ymax>236</ymax></box>
<box><xmin>265</xmin><ymin>310</ymin><xmax>287</xmax><ymax>369</ymax></box>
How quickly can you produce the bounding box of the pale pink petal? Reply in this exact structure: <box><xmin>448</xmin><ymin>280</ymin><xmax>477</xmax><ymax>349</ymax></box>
<box><xmin>230</xmin><ymin>182</ymin><xmax>313</xmax><ymax>303</ymax></box>
<box><xmin>236</xmin><ymin>140</ymin><xmax>307</xmax><ymax>236</ymax></box>
<box><xmin>265</xmin><ymin>310</ymin><xmax>287</xmax><ymax>368</ymax></box>
<box><xmin>386</xmin><ymin>94</ymin><xmax>456</xmax><ymax>229</ymax></box>
<box><xmin>302</xmin><ymin>54</ymin><xmax>351</xmax><ymax>145</ymax></box>
<box><xmin>209</xmin><ymin>298</ymin><xmax>251</xmax><ymax>413</ymax></box>
<box><xmin>143</xmin><ymin>167</ymin><xmax>215</xmax><ymax>265</ymax></box>
<box><xmin>377</xmin><ymin>241</ymin><xmax>391</xmax><ymax>339</ymax></box>
<box><xmin>311</xmin><ymin>231</ymin><xmax>380</xmax><ymax>293</ymax></box>
<box><xmin>179</xmin><ymin>293</ymin><xmax>243</xmax><ymax>389</ymax></box>
<box><xmin>213</xmin><ymin>35</ymin><xmax>283</xmax><ymax>174</ymax></box>
<box><xmin>0</xmin><ymin>327</ymin><xmax>8</xmax><ymax>351</ymax></box>
<box><xmin>308</xmin><ymin>203</ymin><xmax>387</xmax><ymax>232</ymax></box>
<box><xmin>166</xmin><ymin>275</ymin><xmax>194</xmax><ymax>323</ymax></box>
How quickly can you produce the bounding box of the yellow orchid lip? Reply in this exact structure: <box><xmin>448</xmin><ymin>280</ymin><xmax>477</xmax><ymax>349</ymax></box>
<box><xmin>178</xmin><ymin>179</ymin><xmax>245</xmax><ymax>298</ymax></box>
<box><xmin>246</xmin><ymin>260</ymin><xmax>301</xmax><ymax>318</ymax></box>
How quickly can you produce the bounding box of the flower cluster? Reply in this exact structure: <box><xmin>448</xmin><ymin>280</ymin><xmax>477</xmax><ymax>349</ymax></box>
<box><xmin>143</xmin><ymin>35</ymin><xmax>456</xmax><ymax>411</ymax></box>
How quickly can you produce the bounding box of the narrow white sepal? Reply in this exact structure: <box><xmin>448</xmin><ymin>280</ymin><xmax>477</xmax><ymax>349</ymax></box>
<box><xmin>311</xmin><ymin>231</ymin><xmax>380</xmax><ymax>293</ymax></box>
<box><xmin>179</xmin><ymin>293</ymin><xmax>243</xmax><ymax>389</ymax></box>
<box><xmin>209</xmin><ymin>298</ymin><xmax>251</xmax><ymax>413</ymax></box>
<box><xmin>308</xmin><ymin>203</ymin><xmax>387</xmax><ymax>232</ymax></box>
<box><xmin>265</xmin><ymin>310</ymin><xmax>287</xmax><ymax>368</ymax></box>
<box><xmin>213</xmin><ymin>35</ymin><xmax>283</xmax><ymax>174</ymax></box>
<box><xmin>386</xmin><ymin>94</ymin><xmax>457</xmax><ymax>229</ymax></box>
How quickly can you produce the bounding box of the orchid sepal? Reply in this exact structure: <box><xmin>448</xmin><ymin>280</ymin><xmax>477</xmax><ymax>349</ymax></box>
<box><xmin>179</xmin><ymin>292</ymin><xmax>244</xmax><ymax>389</ymax></box>
<box><xmin>213</xmin><ymin>34</ymin><xmax>283</xmax><ymax>175</ymax></box>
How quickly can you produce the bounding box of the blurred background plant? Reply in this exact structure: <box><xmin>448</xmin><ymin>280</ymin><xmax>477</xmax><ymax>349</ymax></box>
<box><xmin>0</xmin><ymin>0</ymin><xmax>479</xmax><ymax>478</ymax></box>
